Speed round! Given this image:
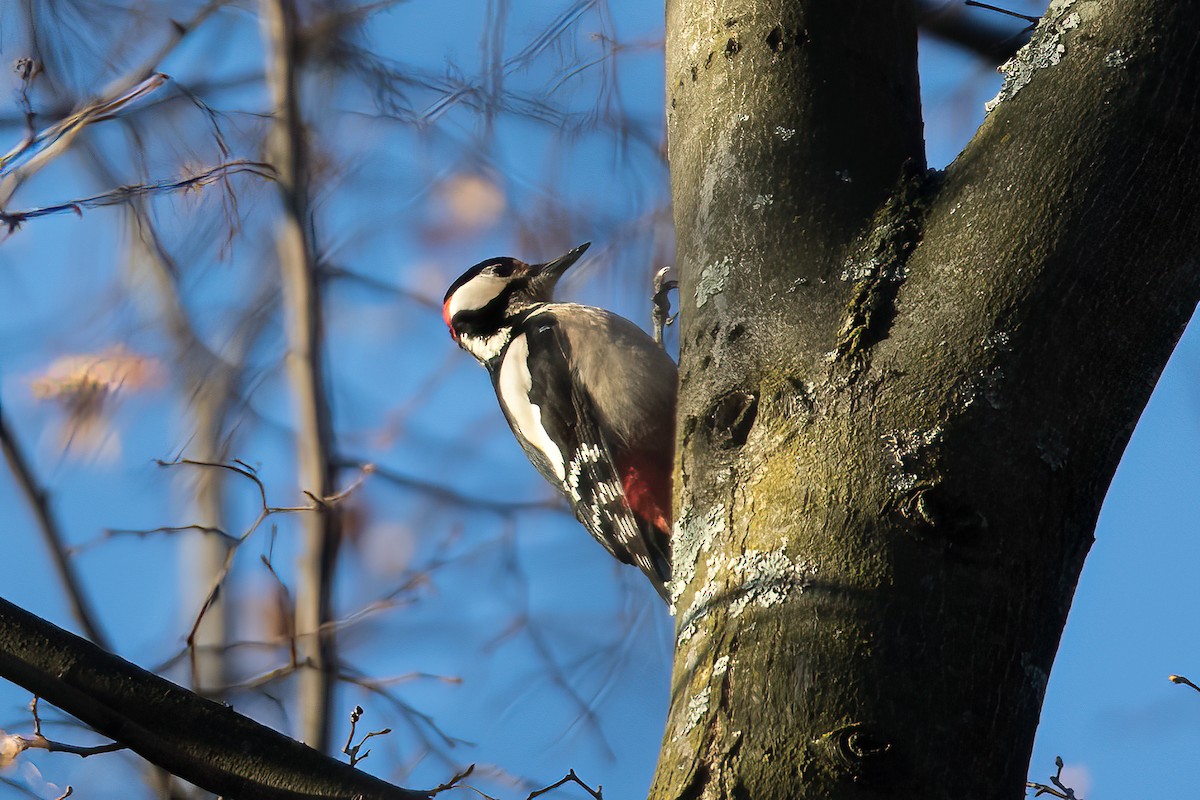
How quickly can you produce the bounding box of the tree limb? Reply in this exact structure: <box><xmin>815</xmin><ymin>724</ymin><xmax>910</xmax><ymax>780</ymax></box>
<box><xmin>0</xmin><ymin>596</ymin><xmax>429</xmax><ymax>800</ymax></box>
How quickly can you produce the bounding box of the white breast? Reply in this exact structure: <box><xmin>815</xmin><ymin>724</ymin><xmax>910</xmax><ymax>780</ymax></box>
<box><xmin>497</xmin><ymin>332</ymin><xmax>566</xmax><ymax>481</ymax></box>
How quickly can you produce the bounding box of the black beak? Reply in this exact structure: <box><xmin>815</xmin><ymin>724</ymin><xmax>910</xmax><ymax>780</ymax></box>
<box><xmin>532</xmin><ymin>242</ymin><xmax>590</xmax><ymax>291</ymax></box>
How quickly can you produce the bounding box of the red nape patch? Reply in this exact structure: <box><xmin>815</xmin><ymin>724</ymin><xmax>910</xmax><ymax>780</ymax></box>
<box><xmin>620</xmin><ymin>454</ymin><xmax>672</xmax><ymax>534</ymax></box>
<box><xmin>442</xmin><ymin>298</ymin><xmax>457</xmax><ymax>339</ymax></box>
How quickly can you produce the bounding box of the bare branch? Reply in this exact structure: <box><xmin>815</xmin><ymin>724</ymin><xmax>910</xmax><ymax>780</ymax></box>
<box><xmin>963</xmin><ymin>0</ymin><xmax>1040</xmax><ymax>26</ymax></box>
<box><xmin>526</xmin><ymin>770</ymin><xmax>602</xmax><ymax>800</ymax></box>
<box><xmin>0</xmin><ymin>597</ymin><xmax>431</xmax><ymax>800</ymax></box>
<box><xmin>0</xmin><ymin>72</ymin><xmax>167</xmax><ymax>179</ymax></box>
<box><xmin>1169</xmin><ymin>674</ymin><xmax>1200</xmax><ymax>693</ymax></box>
<box><xmin>1</xmin><ymin>697</ymin><xmax>129</xmax><ymax>759</ymax></box>
<box><xmin>1026</xmin><ymin>756</ymin><xmax>1082</xmax><ymax>800</ymax></box>
<box><xmin>428</xmin><ymin>764</ymin><xmax>479</xmax><ymax>797</ymax></box>
<box><xmin>0</xmin><ymin>160</ymin><xmax>276</xmax><ymax>231</ymax></box>
<box><xmin>68</xmin><ymin>525</ymin><xmax>238</xmax><ymax>556</ymax></box>
<box><xmin>354</xmin><ymin>458</ymin><xmax>564</xmax><ymax>515</ymax></box>
<box><xmin>151</xmin><ymin>457</ymin><xmax>371</xmax><ymax>690</ymax></box>
<box><xmin>0</xmin><ymin>408</ymin><xmax>110</xmax><ymax>650</ymax></box>
<box><xmin>914</xmin><ymin>0</ymin><xmax>1032</xmax><ymax>64</ymax></box>
<box><xmin>342</xmin><ymin>705</ymin><xmax>392</xmax><ymax>768</ymax></box>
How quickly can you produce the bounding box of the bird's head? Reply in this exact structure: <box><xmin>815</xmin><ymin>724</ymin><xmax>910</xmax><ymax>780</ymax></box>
<box><xmin>442</xmin><ymin>242</ymin><xmax>590</xmax><ymax>348</ymax></box>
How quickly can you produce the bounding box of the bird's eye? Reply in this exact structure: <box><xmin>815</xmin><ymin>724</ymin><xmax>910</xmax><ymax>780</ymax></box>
<box><xmin>493</xmin><ymin>262</ymin><xmax>514</xmax><ymax>277</ymax></box>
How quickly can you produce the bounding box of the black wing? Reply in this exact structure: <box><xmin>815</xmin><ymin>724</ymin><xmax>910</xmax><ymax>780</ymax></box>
<box><xmin>520</xmin><ymin>313</ymin><xmax>669</xmax><ymax>600</ymax></box>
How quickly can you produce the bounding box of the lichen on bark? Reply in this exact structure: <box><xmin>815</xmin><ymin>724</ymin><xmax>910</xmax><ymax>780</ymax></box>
<box><xmin>656</xmin><ymin>2</ymin><xmax>1200</xmax><ymax>800</ymax></box>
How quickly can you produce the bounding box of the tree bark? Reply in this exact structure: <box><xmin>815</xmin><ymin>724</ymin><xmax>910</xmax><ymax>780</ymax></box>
<box><xmin>656</xmin><ymin>1</ymin><xmax>1200</xmax><ymax>798</ymax></box>
<box><xmin>0</xmin><ymin>597</ymin><xmax>428</xmax><ymax>800</ymax></box>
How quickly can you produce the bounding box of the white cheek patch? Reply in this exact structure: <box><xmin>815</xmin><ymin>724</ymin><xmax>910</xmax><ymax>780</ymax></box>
<box><xmin>498</xmin><ymin>333</ymin><xmax>566</xmax><ymax>481</ymax></box>
<box><xmin>448</xmin><ymin>274</ymin><xmax>508</xmax><ymax>319</ymax></box>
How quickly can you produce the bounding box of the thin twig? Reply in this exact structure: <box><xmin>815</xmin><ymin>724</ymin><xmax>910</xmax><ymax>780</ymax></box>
<box><xmin>342</xmin><ymin>706</ymin><xmax>391</xmax><ymax>767</ymax></box>
<box><xmin>1169</xmin><ymin>674</ymin><xmax>1200</xmax><ymax>693</ymax></box>
<box><xmin>0</xmin><ymin>409</ymin><xmax>110</xmax><ymax>649</ymax></box>
<box><xmin>428</xmin><ymin>764</ymin><xmax>477</xmax><ymax>796</ymax></box>
<box><xmin>0</xmin><ymin>73</ymin><xmax>168</xmax><ymax>181</ymax></box>
<box><xmin>964</xmin><ymin>1</ymin><xmax>1041</xmax><ymax>25</ymax></box>
<box><xmin>527</xmin><ymin>770</ymin><xmax>602</xmax><ymax>800</ymax></box>
<box><xmin>68</xmin><ymin>525</ymin><xmax>238</xmax><ymax>556</ymax></box>
<box><xmin>0</xmin><ymin>160</ymin><xmax>276</xmax><ymax>231</ymax></box>
<box><xmin>2</xmin><ymin>697</ymin><xmax>129</xmax><ymax>760</ymax></box>
<box><xmin>349</xmin><ymin>458</ymin><xmax>563</xmax><ymax>514</ymax></box>
<box><xmin>1027</xmin><ymin>756</ymin><xmax>1081</xmax><ymax>799</ymax></box>
<box><xmin>152</xmin><ymin>457</ymin><xmax>371</xmax><ymax>688</ymax></box>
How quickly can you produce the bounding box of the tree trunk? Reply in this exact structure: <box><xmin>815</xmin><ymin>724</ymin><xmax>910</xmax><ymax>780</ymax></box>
<box><xmin>655</xmin><ymin>1</ymin><xmax>1200</xmax><ymax>798</ymax></box>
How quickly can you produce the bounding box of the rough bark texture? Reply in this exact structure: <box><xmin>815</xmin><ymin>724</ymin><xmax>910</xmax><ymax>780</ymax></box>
<box><xmin>656</xmin><ymin>1</ymin><xmax>1200</xmax><ymax>798</ymax></box>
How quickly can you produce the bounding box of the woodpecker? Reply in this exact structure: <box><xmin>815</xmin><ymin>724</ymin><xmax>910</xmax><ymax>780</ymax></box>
<box><xmin>443</xmin><ymin>242</ymin><xmax>676</xmax><ymax>601</ymax></box>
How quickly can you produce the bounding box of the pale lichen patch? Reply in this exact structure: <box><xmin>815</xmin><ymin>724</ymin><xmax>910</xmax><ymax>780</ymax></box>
<box><xmin>983</xmin><ymin>330</ymin><xmax>1012</xmax><ymax>352</ymax></box>
<box><xmin>669</xmin><ymin>502</ymin><xmax>727</xmax><ymax>614</ymax></box>
<box><xmin>1104</xmin><ymin>49</ymin><xmax>1129</xmax><ymax>68</ymax></box>
<box><xmin>840</xmin><ymin>255</ymin><xmax>884</xmax><ymax>283</ymax></box>
<box><xmin>683</xmin><ymin>686</ymin><xmax>712</xmax><ymax>734</ymax></box>
<box><xmin>751</xmin><ymin>194</ymin><xmax>774</xmax><ymax>210</ymax></box>
<box><xmin>984</xmin><ymin>0</ymin><xmax>1082</xmax><ymax>113</ymax></box>
<box><xmin>712</xmin><ymin>655</ymin><xmax>730</xmax><ymax>677</ymax></box>
<box><xmin>882</xmin><ymin>426</ymin><xmax>943</xmax><ymax>493</ymax></box>
<box><xmin>696</xmin><ymin>257</ymin><xmax>732</xmax><ymax>309</ymax></box>
<box><xmin>726</xmin><ymin>543</ymin><xmax>814</xmax><ymax>618</ymax></box>
<box><xmin>677</xmin><ymin>575</ymin><xmax>720</xmax><ymax>645</ymax></box>
<box><xmin>678</xmin><ymin>541</ymin><xmax>814</xmax><ymax>643</ymax></box>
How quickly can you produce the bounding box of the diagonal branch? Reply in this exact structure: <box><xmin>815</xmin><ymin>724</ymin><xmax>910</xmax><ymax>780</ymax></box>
<box><xmin>0</xmin><ymin>409</ymin><xmax>110</xmax><ymax>650</ymax></box>
<box><xmin>0</xmin><ymin>72</ymin><xmax>169</xmax><ymax>190</ymax></box>
<box><xmin>0</xmin><ymin>596</ymin><xmax>430</xmax><ymax>800</ymax></box>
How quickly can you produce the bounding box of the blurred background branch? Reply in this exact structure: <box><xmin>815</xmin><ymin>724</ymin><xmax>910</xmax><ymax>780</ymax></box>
<box><xmin>260</xmin><ymin>0</ymin><xmax>342</xmax><ymax>754</ymax></box>
<box><xmin>0</xmin><ymin>411</ymin><xmax>110</xmax><ymax>650</ymax></box>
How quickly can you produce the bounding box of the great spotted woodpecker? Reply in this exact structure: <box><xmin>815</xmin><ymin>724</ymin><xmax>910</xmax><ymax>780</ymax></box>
<box><xmin>443</xmin><ymin>243</ymin><xmax>676</xmax><ymax>601</ymax></box>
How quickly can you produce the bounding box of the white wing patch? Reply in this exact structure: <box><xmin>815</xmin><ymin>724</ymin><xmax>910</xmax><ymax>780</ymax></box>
<box><xmin>498</xmin><ymin>333</ymin><xmax>566</xmax><ymax>480</ymax></box>
<box><xmin>566</xmin><ymin>444</ymin><xmax>637</xmax><ymax>550</ymax></box>
<box><xmin>565</xmin><ymin>444</ymin><xmax>603</xmax><ymax>502</ymax></box>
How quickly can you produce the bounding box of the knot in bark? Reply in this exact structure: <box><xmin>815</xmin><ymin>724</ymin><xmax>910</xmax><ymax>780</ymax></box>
<box><xmin>708</xmin><ymin>390</ymin><xmax>758</xmax><ymax>449</ymax></box>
